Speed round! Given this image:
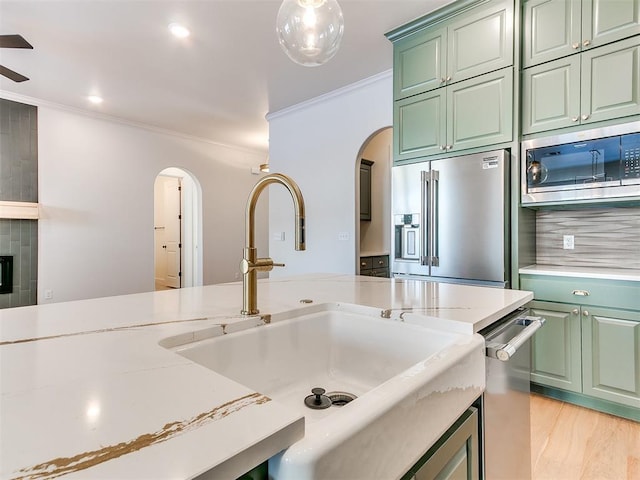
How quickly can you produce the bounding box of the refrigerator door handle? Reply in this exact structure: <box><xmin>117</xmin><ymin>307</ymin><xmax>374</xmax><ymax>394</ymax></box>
<box><xmin>420</xmin><ymin>170</ymin><xmax>429</xmax><ymax>266</ymax></box>
<box><xmin>430</xmin><ymin>170</ymin><xmax>439</xmax><ymax>267</ymax></box>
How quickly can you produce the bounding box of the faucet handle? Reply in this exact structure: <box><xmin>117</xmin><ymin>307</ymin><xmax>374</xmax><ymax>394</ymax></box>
<box><xmin>272</xmin><ymin>262</ymin><xmax>285</xmax><ymax>268</ymax></box>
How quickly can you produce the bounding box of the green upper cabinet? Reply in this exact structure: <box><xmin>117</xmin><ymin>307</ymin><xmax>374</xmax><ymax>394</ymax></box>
<box><xmin>390</xmin><ymin>0</ymin><xmax>514</xmax><ymax>102</ymax></box>
<box><xmin>447</xmin><ymin>0</ymin><xmax>514</xmax><ymax>83</ymax></box>
<box><xmin>523</xmin><ymin>0</ymin><xmax>640</xmax><ymax>68</ymax></box>
<box><xmin>523</xmin><ymin>0</ymin><xmax>583</xmax><ymax>68</ymax></box>
<box><xmin>446</xmin><ymin>68</ymin><xmax>514</xmax><ymax>152</ymax></box>
<box><xmin>393</xmin><ymin>27</ymin><xmax>447</xmax><ymax>100</ymax></box>
<box><xmin>522</xmin><ymin>36</ymin><xmax>640</xmax><ymax>134</ymax></box>
<box><xmin>582</xmin><ymin>36</ymin><xmax>640</xmax><ymax>124</ymax></box>
<box><xmin>389</xmin><ymin>0</ymin><xmax>514</xmax><ymax>161</ymax></box>
<box><xmin>394</xmin><ymin>67</ymin><xmax>513</xmax><ymax>160</ymax></box>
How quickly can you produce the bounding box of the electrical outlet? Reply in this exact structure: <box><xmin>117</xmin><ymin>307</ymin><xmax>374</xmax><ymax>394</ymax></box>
<box><xmin>563</xmin><ymin>235</ymin><xmax>575</xmax><ymax>250</ymax></box>
<box><xmin>272</xmin><ymin>232</ymin><xmax>285</xmax><ymax>241</ymax></box>
<box><xmin>44</xmin><ymin>289</ymin><xmax>53</xmax><ymax>300</ymax></box>
<box><xmin>338</xmin><ymin>232</ymin><xmax>349</xmax><ymax>241</ymax></box>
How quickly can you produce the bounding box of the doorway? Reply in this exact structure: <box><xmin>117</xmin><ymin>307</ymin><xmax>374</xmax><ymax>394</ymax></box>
<box><xmin>154</xmin><ymin>168</ymin><xmax>203</xmax><ymax>290</ymax></box>
<box><xmin>355</xmin><ymin>127</ymin><xmax>392</xmax><ymax>273</ymax></box>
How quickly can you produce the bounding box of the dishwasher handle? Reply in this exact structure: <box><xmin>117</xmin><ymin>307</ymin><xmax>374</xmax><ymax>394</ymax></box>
<box><xmin>486</xmin><ymin>316</ymin><xmax>546</xmax><ymax>362</ymax></box>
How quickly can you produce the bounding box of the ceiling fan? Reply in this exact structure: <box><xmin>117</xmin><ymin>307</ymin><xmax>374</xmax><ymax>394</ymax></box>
<box><xmin>0</xmin><ymin>34</ymin><xmax>33</xmax><ymax>82</ymax></box>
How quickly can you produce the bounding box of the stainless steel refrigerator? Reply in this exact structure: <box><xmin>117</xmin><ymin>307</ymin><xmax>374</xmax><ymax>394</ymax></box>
<box><xmin>391</xmin><ymin>149</ymin><xmax>510</xmax><ymax>288</ymax></box>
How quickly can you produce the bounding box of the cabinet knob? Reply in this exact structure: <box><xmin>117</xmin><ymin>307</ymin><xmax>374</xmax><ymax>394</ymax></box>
<box><xmin>446</xmin><ymin>145</ymin><xmax>453</xmax><ymax>150</ymax></box>
<box><xmin>440</xmin><ymin>145</ymin><xmax>446</xmax><ymax>150</ymax></box>
<box><xmin>378</xmin><ymin>260</ymin><xmax>384</xmax><ymax>265</ymax></box>
<box><xmin>581</xmin><ymin>114</ymin><xmax>590</xmax><ymax>120</ymax></box>
<box><xmin>441</xmin><ymin>77</ymin><xmax>446</xmax><ymax>83</ymax></box>
<box><xmin>572</xmin><ymin>308</ymin><xmax>579</xmax><ymax>315</ymax></box>
<box><xmin>361</xmin><ymin>262</ymin><xmax>366</xmax><ymax>267</ymax></box>
<box><xmin>571</xmin><ymin>116</ymin><xmax>579</xmax><ymax>122</ymax></box>
<box><xmin>572</xmin><ymin>289</ymin><xmax>590</xmax><ymax>296</ymax></box>
<box><xmin>446</xmin><ymin>76</ymin><xmax>452</xmax><ymax>82</ymax></box>
<box><xmin>583</xmin><ymin>310</ymin><xmax>590</xmax><ymax>317</ymax></box>
<box><xmin>572</xmin><ymin>42</ymin><xmax>580</xmax><ymax>49</ymax></box>
<box><xmin>583</xmin><ymin>39</ymin><xmax>591</xmax><ymax>47</ymax></box>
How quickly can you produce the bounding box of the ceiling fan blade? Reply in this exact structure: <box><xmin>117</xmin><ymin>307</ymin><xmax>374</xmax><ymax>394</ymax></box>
<box><xmin>0</xmin><ymin>65</ymin><xmax>29</xmax><ymax>82</ymax></box>
<box><xmin>0</xmin><ymin>34</ymin><xmax>33</xmax><ymax>49</ymax></box>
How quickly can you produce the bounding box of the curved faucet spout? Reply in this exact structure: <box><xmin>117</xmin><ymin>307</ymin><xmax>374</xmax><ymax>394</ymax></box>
<box><xmin>241</xmin><ymin>173</ymin><xmax>306</xmax><ymax>315</ymax></box>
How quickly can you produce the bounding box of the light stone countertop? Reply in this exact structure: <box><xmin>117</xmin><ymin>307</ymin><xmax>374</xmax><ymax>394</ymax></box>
<box><xmin>0</xmin><ymin>274</ymin><xmax>532</xmax><ymax>480</ymax></box>
<box><xmin>519</xmin><ymin>264</ymin><xmax>640</xmax><ymax>282</ymax></box>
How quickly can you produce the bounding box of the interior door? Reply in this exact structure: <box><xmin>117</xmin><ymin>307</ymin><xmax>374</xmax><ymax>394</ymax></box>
<box><xmin>164</xmin><ymin>177</ymin><xmax>181</xmax><ymax>288</ymax></box>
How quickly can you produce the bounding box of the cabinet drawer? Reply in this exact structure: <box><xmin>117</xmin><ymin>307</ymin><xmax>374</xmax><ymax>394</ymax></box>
<box><xmin>372</xmin><ymin>256</ymin><xmax>389</xmax><ymax>269</ymax></box>
<box><xmin>360</xmin><ymin>257</ymin><xmax>373</xmax><ymax>270</ymax></box>
<box><xmin>520</xmin><ymin>275</ymin><xmax>640</xmax><ymax>310</ymax></box>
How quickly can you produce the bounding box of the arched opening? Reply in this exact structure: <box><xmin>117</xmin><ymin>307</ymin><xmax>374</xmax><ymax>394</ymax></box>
<box><xmin>154</xmin><ymin>167</ymin><xmax>203</xmax><ymax>290</ymax></box>
<box><xmin>354</xmin><ymin>127</ymin><xmax>392</xmax><ymax>275</ymax></box>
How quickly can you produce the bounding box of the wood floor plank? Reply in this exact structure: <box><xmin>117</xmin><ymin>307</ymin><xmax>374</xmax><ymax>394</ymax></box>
<box><xmin>531</xmin><ymin>394</ymin><xmax>640</xmax><ymax>480</ymax></box>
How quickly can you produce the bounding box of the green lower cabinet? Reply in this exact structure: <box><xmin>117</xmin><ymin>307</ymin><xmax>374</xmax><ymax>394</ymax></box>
<box><xmin>530</xmin><ymin>301</ymin><xmax>582</xmax><ymax>393</ymax></box>
<box><xmin>582</xmin><ymin>306</ymin><xmax>640</xmax><ymax>408</ymax></box>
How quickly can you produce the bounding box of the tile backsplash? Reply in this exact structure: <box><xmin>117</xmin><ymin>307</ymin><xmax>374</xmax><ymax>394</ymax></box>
<box><xmin>536</xmin><ymin>207</ymin><xmax>640</xmax><ymax>270</ymax></box>
<box><xmin>0</xmin><ymin>219</ymin><xmax>37</xmax><ymax>308</ymax></box>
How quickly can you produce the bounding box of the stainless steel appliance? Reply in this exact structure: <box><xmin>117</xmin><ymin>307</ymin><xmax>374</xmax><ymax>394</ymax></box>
<box><xmin>480</xmin><ymin>308</ymin><xmax>546</xmax><ymax>480</ymax></box>
<box><xmin>392</xmin><ymin>149</ymin><xmax>510</xmax><ymax>287</ymax></box>
<box><xmin>522</xmin><ymin>122</ymin><xmax>640</xmax><ymax>205</ymax></box>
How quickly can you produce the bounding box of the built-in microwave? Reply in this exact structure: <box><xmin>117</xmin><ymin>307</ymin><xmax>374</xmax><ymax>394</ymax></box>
<box><xmin>521</xmin><ymin>122</ymin><xmax>640</xmax><ymax>205</ymax></box>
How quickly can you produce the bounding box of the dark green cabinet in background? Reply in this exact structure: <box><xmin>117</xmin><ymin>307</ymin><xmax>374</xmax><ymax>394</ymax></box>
<box><xmin>359</xmin><ymin>159</ymin><xmax>373</xmax><ymax>221</ymax></box>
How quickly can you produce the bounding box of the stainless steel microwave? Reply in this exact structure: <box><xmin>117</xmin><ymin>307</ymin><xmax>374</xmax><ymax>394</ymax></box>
<box><xmin>521</xmin><ymin>122</ymin><xmax>640</xmax><ymax>205</ymax></box>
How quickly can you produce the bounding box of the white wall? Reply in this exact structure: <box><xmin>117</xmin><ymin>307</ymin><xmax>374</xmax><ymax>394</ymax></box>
<box><xmin>267</xmin><ymin>72</ymin><xmax>392</xmax><ymax>276</ymax></box>
<box><xmin>34</xmin><ymin>104</ymin><xmax>268</xmax><ymax>303</ymax></box>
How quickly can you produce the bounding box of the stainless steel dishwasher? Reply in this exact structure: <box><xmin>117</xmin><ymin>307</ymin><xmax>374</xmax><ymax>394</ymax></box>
<box><xmin>479</xmin><ymin>308</ymin><xmax>545</xmax><ymax>480</ymax></box>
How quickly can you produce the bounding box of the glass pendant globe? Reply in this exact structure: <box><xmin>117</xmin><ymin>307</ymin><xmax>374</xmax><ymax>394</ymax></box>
<box><xmin>276</xmin><ymin>0</ymin><xmax>345</xmax><ymax>67</ymax></box>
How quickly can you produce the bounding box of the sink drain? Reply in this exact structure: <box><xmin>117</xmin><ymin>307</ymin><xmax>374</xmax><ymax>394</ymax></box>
<box><xmin>304</xmin><ymin>388</ymin><xmax>358</xmax><ymax>409</ymax></box>
<box><xmin>326</xmin><ymin>391</ymin><xmax>357</xmax><ymax>406</ymax></box>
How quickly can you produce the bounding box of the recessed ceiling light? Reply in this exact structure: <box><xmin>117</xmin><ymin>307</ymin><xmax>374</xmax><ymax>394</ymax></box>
<box><xmin>168</xmin><ymin>23</ymin><xmax>190</xmax><ymax>39</ymax></box>
<box><xmin>87</xmin><ymin>95</ymin><xmax>103</xmax><ymax>105</ymax></box>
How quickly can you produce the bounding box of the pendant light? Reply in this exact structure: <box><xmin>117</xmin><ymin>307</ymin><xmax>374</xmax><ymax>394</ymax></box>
<box><xmin>276</xmin><ymin>0</ymin><xmax>345</xmax><ymax>67</ymax></box>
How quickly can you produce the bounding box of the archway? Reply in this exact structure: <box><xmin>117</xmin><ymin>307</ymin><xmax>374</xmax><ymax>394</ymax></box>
<box><xmin>354</xmin><ymin>127</ymin><xmax>392</xmax><ymax>274</ymax></box>
<box><xmin>154</xmin><ymin>167</ymin><xmax>203</xmax><ymax>290</ymax></box>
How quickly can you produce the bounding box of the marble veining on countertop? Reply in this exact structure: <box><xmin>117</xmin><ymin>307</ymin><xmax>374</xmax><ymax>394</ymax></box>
<box><xmin>0</xmin><ymin>274</ymin><xmax>532</xmax><ymax>480</ymax></box>
<box><xmin>520</xmin><ymin>264</ymin><xmax>640</xmax><ymax>282</ymax></box>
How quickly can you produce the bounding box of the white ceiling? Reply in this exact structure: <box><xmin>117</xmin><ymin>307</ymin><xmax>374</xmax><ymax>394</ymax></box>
<box><xmin>0</xmin><ymin>0</ymin><xmax>453</xmax><ymax>153</ymax></box>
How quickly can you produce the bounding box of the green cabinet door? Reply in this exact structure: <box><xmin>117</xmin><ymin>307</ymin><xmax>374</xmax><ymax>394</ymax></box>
<box><xmin>530</xmin><ymin>301</ymin><xmax>583</xmax><ymax>393</ymax></box>
<box><xmin>393</xmin><ymin>27</ymin><xmax>447</xmax><ymax>100</ymax></box>
<box><xmin>583</xmin><ymin>0</ymin><xmax>640</xmax><ymax>50</ymax></box>
<box><xmin>582</xmin><ymin>306</ymin><xmax>640</xmax><ymax>408</ymax></box>
<box><xmin>581</xmin><ymin>36</ymin><xmax>640</xmax><ymax>124</ymax></box>
<box><xmin>446</xmin><ymin>67</ymin><xmax>513</xmax><ymax>152</ymax></box>
<box><xmin>447</xmin><ymin>0</ymin><xmax>513</xmax><ymax>83</ymax></box>
<box><xmin>522</xmin><ymin>55</ymin><xmax>581</xmax><ymax>134</ymax></box>
<box><xmin>523</xmin><ymin>0</ymin><xmax>581</xmax><ymax>68</ymax></box>
<box><xmin>394</xmin><ymin>88</ymin><xmax>447</xmax><ymax>160</ymax></box>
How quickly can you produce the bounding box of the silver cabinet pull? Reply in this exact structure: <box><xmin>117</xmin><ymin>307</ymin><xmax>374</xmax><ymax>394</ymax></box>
<box><xmin>582</xmin><ymin>114</ymin><xmax>590</xmax><ymax>120</ymax></box>
<box><xmin>583</xmin><ymin>39</ymin><xmax>591</xmax><ymax>47</ymax></box>
<box><xmin>572</xmin><ymin>289</ymin><xmax>590</xmax><ymax>296</ymax></box>
<box><xmin>572</xmin><ymin>308</ymin><xmax>579</xmax><ymax>315</ymax></box>
<box><xmin>446</xmin><ymin>76</ymin><xmax>452</xmax><ymax>82</ymax></box>
<box><xmin>441</xmin><ymin>77</ymin><xmax>446</xmax><ymax>83</ymax></box>
<box><xmin>440</xmin><ymin>145</ymin><xmax>446</xmax><ymax>150</ymax></box>
<box><xmin>572</xmin><ymin>42</ymin><xmax>580</xmax><ymax>49</ymax></box>
<box><xmin>583</xmin><ymin>310</ymin><xmax>590</xmax><ymax>317</ymax></box>
<box><xmin>572</xmin><ymin>116</ymin><xmax>579</xmax><ymax>122</ymax></box>
<box><xmin>420</xmin><ymin>170</ymin><xmax>430</xmax><ymax>266</ymax></box>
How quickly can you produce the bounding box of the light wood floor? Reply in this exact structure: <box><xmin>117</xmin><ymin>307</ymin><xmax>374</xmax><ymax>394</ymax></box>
<box><xmin>531</xmin><ymin>394</ymin><xmax>640</xmax><ymax>480</ymax></box>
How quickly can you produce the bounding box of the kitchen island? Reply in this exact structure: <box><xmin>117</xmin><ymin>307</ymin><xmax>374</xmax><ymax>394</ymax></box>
<box><xmin>0</xmin><ymin>274</ymin><xmax>532</xmax><ymax>480</ymax></box>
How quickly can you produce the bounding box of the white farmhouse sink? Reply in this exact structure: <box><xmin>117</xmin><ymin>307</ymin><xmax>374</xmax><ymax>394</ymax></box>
<box><xmin>172</xmin><ymin>303</ymin><xmax>485</xmax><ymax>479</ymax></box>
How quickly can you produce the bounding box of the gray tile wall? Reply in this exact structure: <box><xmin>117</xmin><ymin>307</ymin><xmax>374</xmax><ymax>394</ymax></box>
<box><xmin>0</xmin><ymin>99</ymin><xmax>38</xmax><ymax>308</ymax></box>
<box><xmin>0</xmin><ymin>219</ymin><xmax>37</xmax><ymax>308</ymax></box>
<box><xmin>536</xmin><ymin>207</ymin><xmax>640</xmax><ymax>270</ymax></box>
